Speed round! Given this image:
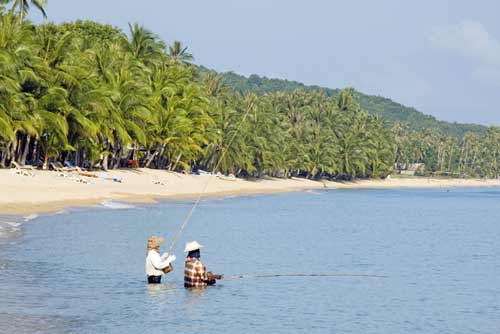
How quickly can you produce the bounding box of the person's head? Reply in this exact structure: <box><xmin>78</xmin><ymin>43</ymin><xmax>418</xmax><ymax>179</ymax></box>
<box><xmin>187</xmin><ymin>249</ymin><xmax>201</xmax><ymax>259</ymax></box>
<box><xmin>184</xmin><ymin>241</ymin><xmax>203</xmax><ymax>259</ymax></box>
<box><xmin>147</xmin><ymin>235</ymin><xmax>164</xmax><ymax>254</ymax></box>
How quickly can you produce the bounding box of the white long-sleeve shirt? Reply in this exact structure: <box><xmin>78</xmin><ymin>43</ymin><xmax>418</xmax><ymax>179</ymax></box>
<box><xmin>145</xmin><ymin>250</ymin><xmax>173</xmax><ymax>276</ymax></box>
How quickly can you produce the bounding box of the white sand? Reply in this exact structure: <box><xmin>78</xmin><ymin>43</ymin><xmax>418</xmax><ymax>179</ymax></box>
<box><xmin>2</xmin><ymin>168</ymin><xmax>500</xmax><ymax>215</ymax></box>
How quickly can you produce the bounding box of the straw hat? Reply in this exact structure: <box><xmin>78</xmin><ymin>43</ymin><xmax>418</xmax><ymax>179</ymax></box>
<box><xmin>184</xmin><ymin>240</ymin><xmax>203</xmax><ymax>253</ymax></box>
<box><xmin>147</xmin><ymin>235</ymin><xmax>164</xmax><ymax>252</ymax></box>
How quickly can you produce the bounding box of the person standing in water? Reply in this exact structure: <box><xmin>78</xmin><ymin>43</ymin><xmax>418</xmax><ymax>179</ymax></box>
<box><xmin>184</xmin><ymin>241</ymin><xmax>223</xmax><ymax>288</ymax></box>
<box><xmin>145</xmin><ymin>235</ymin><xmax>176</xmax><ymax>284</ymax></box>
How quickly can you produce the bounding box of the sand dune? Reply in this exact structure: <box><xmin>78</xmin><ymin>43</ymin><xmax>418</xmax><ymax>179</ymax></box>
<box><xmin>1</xmin><ymin>168</ymin><xmax>500</xmax><ymax>215</ymax></box>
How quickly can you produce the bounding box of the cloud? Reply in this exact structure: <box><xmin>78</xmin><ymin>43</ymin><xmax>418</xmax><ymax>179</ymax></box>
<box><xmin>430</xmin><ymin>20</ymin><xmax>500</xmax><ymax>66</ymax></box>
<box><xmin>429</xmin><ymin>20</ymin><xmax>500</xmax><ymax>85</ymax></box>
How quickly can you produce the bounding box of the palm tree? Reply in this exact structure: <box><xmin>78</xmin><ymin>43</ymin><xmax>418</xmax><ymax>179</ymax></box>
<box><xmin>168</xmin><ymin>40</ymin><xmax>193</xmax><ymax>64</ymax></box>
<box><xmin>12</xmin><ymin>11</ymin><xmax>498</xmax><ymax>181</ymax></box>
<box><xmin>127</xmin><ymin>23</ymin><xmax>165</xmax><ymax>63</ymax></box>
<box><xmin>367</xmin><ymin>117</ymin><xmax>394</xmax><ymax>177</ymax></box>
<box><xmin>337</xmin><ymin>87</ymin><xmax>359</xmax><ymax>112</ymax></box>
<box><xmin>0</xmin><ymin>11</ymin><xmax>42</xmax><ymax>166</ymax></box>
<box><xmin>1</xmin><ymin>0</ymin><xmax>47</xmax><ymax>22</ymax></box>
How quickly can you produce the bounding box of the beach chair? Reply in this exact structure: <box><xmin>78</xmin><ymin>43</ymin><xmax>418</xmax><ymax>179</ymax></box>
<box><xmin>65</xmin><ymin>161</ymin><xmax>86</xmax><ymax>172</ymax></box>
<box><xmin>54</xmin><ymin>161</ymin><xmax>77</xmax><ymax>172</ymax></box>
<box><xmin>197</xmin><ymin>169</ymin><xmax>211</xmax><ymax>176</ymax></box>
<box><xmin>10</xmin><ymin>161</ymin><xmax>35</xmax><ymax>177</ymax></box>
<box><xmin>218</xmin><ymin>173</ymin><xmax>237</xmax><ymax>181</ymax></box>
<box><xmin>49</xmin><ymin>162</ymin><xmax>61</xmax><ymax>171</ymax></box>
<box><xmin>49</xmin><ymin>162</ymin><xmax>72</xmax><ymax>178</ymax></box>
<box><xmin>50</xmin><ymin>162</ymin><xmax>65</xmax><ymax>172</ymax></box>
<box><xmin>51</xmin><ymin>161</ymin><xmax>80</xmax><ymax>173</ymax></box>
<box><xmin>11</xmin><ymin>161</ymin><xmax>35</xmax><ymax>171</ymax></box>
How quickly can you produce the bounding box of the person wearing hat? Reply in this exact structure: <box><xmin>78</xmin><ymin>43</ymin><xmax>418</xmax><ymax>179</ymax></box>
<box><xmin>184</xmin><ymin>241</ymin><xmax>223</xmax><ymax>288</ymax></box>
<box><xmin>145</xmin><ymin>235</ymin><xmax>176</xmax><ymax>284</ymax></box>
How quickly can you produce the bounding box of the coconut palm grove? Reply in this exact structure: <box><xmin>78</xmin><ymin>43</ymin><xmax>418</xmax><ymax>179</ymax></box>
<box><xmin>1</xmin><ymin>2</ymin><xmax>500</xmax><ymax>179</ymax></box>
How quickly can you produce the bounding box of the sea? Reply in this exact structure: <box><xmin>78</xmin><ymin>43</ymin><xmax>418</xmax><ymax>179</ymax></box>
<box><xmin>0</xmin><ymin>188</ymin><xmax>499</xmax><ymax>333</ymax></box>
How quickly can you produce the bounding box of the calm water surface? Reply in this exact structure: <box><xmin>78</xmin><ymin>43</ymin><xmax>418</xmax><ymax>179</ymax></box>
<box><xmin>0</xmin><ymin>188</ymin><xmax>499</xmax><ymax>333</ymax></box>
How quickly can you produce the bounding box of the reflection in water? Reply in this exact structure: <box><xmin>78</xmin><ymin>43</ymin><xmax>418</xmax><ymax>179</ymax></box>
<box><xmin>184</xmin><ymin>286</ymin><xmax>208</xmax><ymax>311</ymax></box>
<box><xmin>146</xmin><ymin>282</ymin><xmax>179</xmax><ymax>298</ymax></box>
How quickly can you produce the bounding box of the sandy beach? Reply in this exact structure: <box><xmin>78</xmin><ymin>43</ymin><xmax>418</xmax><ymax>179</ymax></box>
<box><xmin>2</xmin><ymin>168</ymin><xmax>500</xmax><ymax>215</ymax></box>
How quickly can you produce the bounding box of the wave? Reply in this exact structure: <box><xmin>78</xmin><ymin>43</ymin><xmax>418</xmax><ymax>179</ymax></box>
<box><xmin>0</xmin><ymin>220</ymin><xmax>23</xmax><ymax>240</ymax></box>
<box><xmin>23</xmin><ymin>214</ymin><xmax>39</xmax><ymax>222</ymax></box>
<box><xmin>305</xmin><ymin>190</ymin><xmax>322</xmax><ymax>195</ymax></box>
<box><xmin>100</xmin><ymin>200</ymin><xmax>136</xmax><ymax>210</ymax></box>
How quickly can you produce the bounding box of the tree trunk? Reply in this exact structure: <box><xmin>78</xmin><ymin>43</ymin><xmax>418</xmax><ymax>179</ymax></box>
<box><xmin>448</xmin><ymin>148</ymin><xmax>454</xmax><ymax>174</ymax></box>
<box><xmin>102</xmin><ymin>154</ymin><xmax>109</xmax><ymax>171</ymax></box>
<box><xmin>43</xmin><ymin>152</ymin><xmax>49</xmax><ymax>170</ymax></box>
<box><xmin>32</xmin><ymin>140</ymin><xmax>39</xmax><ymax>167</ymax></box>
<box><xmin>75</xmin><ymin>146</ymin><xmax>81</xmax><ymax>167</ymax></box>
<box><xmin>110</xmin><ymin>150</ymin><xmax>118</xmax><ymax>169</ymax></box>
<box><xmin>110</xmin><ymin>138</ymin><xmax>121</xmax><ymax>169</ymax></box>
<box><xmin>20</xmin><ymin>134</ymin><xmax>31</xmax><ymax>165</ymax></box>
<box><xmin>15</xmin><ymin>135</ymin><xmax>23</xmax><ymax>162</ymax></box>
<box><xmin>144</xmin><ymin>148</ymin><xmax>159</xmax><ymax>168</ymax></box>
<box><xmin>10</xmin><ymin>140</ymin><xmax>17</xmax><ymax>164</ymax></box>
<box><xmin>170</xmin><ymin>153</ymin><xmax>183</xmax><ymax>171</ymax></box>
<box><xmin>154</xmin><ymin>144</ymin><xmax>166</xmax><ymax>169</ymax></box>
<box><xmin>0</xmin><ymin>149</ymin><xmax>6</xmax><ymax>168</ymax></box>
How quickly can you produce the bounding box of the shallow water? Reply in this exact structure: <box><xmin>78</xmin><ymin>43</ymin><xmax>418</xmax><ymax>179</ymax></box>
<box><xmin>0</xmin><ymin>188</ymin><xmax>499</xmax><ymax>333</ymax></box>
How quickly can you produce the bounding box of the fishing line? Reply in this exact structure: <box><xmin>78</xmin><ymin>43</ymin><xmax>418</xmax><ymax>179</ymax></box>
<box><xmin>166</xmin><ymin>99</ymin><xmax>256</xmax><ymax>254</ymax></box>
<box><xmin>224</xmin><ymin>273</ymin><xmax>388</xmax><ymax>280</ymax></box>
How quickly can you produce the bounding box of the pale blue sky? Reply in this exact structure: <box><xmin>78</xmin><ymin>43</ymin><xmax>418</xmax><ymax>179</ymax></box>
<box><xmin>30</xmin><ymin>0</ymin><xmax>500</xmax><ymax>125</ymax></box>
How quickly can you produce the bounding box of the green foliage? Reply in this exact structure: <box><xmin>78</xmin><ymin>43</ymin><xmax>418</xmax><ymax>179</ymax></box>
<box><xmin>0</xmin><ymin>0</ymin><xmax>47</xmax><ymax>22</ymax></box>
<box><xmin>0</xmin><ymin>8</ymin><xmax>498</xmax><ymax>179</ymax></box>
<box><xmin>207</xmin><ymin>70</ymin><xmax>487</xmax><ymax>137</ymax></box>
<box><xmin>392</xmin><ymin>123</ymin><xmax>500</xmax><ymax>178</ymax></box>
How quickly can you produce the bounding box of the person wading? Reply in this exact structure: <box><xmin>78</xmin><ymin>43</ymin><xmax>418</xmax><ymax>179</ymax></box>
<box><xmin>145</xmin><ymin>236</ymin><xmax>176</xmax><ymax>284</ymax></box>
<box><xmin>184</xmin><ymin>241</ymin><xmax>223</xmax><ymax>288</ymax></box>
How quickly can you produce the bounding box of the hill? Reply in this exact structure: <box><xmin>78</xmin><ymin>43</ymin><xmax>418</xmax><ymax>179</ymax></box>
<box><xmin>209</xmin><ymin>70</ymin><xmax>486</xmax><ymax>137</ymax></box>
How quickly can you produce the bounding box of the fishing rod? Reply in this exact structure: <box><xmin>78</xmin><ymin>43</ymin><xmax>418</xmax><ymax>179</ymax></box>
<box><xmin>166</xmin><ymin>98</ymin><xmax>256</xmax><ymax>254</ymax></box>
<box><xmin>224</xmin><ymin>273</ymin><xmax>388</xmax><ymax>280</ymax></box>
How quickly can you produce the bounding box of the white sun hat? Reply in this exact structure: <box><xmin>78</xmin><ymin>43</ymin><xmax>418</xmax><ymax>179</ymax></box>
<box><xmin>184</xmin><ymin>241</ymin><xmax>204</xmax><ymax>253</ymax></box>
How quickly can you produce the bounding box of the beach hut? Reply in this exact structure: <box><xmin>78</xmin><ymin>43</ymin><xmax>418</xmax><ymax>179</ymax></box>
<box><xmin>394</xmin><ymin>163</ymin><xmax>425</xmax><ymax>176</ymax></box>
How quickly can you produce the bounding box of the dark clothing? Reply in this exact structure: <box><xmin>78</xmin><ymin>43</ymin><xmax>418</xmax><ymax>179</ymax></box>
<box><xmin>184</xmin><ymin>279</ymin><xmax>215</xmax><ymax>288</ymax></box>
<box><xmin>147</xmin><ymin>275</ymin><xmax>162</xmax><ymax>284</ymax></box>
<box><xmin>187</xmin><ymin>249</ymin><xmax>200</xmax><ymax>259</ymax></box>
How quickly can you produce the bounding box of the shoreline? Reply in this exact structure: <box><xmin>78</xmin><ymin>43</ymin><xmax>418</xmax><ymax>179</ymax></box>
<box><xmin>2</xmin><ymin>168</ymin><xmax>500</xmax><ymax>216</ymax></box>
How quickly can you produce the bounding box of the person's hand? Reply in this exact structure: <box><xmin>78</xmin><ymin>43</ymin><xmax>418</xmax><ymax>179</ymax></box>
<box><xmin>208</xmin><ymin>273</ymin><xmax>223</xmax><ymax>280</ymax></box>
<box><xmin>162</xmin><ymin>264</ymin><xmax>173</xmax><ymax>274</ymax></box>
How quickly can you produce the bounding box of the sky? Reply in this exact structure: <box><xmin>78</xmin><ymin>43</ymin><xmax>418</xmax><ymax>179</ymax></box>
<box><xmin>29</xmin><ymin>0</ymin><xmax>500</xmax><ymax>125</ymax></box>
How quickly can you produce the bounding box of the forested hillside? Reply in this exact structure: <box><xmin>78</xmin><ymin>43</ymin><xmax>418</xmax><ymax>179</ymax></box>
<box><xmin>212</xmin><ymin>70</ymin><xmax>486</xmax><ymax>137</ymax></box>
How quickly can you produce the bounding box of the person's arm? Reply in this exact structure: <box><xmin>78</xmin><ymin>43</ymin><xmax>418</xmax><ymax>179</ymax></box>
<box><xmin>208</xmin><ymin>273</ymin><xmax>224</xmax><ymax>280</ymax></box>
<box><xmin>200</xmin><ymin>263</ymin><xmax>224</xmax><ymax>282</ymax></box>
<box><xmin>149</xmin><ymin>251</ymin><xmax>174</xmax><ymax>270</ymax></box>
